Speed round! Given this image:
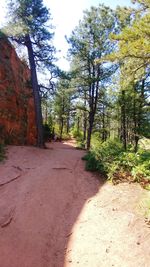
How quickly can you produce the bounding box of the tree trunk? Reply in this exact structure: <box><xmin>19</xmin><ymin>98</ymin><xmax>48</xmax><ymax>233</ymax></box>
<box><xmin>83</xmin><ymin>113</ymin><xmax>87</xmax><ymax>142</ymax></box>
<box><xmin>45</xmin><ymin>102</ymin><xmax>48</xmax><ymax>124</ymax></box>
<box><xmin>77</xmin><ymin>117</ymin><xmax>80</xmax><ymax>135</ymax></box>
<box><xmin>121</xmin><ymin>90</ymin><xmax>127</xmax><ymax>150</ymax></box>
<box><xmin>60</xmin><ymin>117</ymin><xmax>64</xmax><ymax>140</ymax></box>
<box><xmin>25</xmin><ymin>34</ymin><xmax>44</xmax><ymax>148</ymax></box>
<box><xmin>107</xmin><ymin>111</ymin><xmax>110</xmax><ymax>139</ymax></box>
<box><xmin>60</xmin><ymin>96</ymin><xmax>65</xmax><ymax>139</ymax></box>
<box><xmin>87</xmin><ymin>112</ymin><xmax>94</xmax><ymax>150</ymax></box>
<box><xmin>66</xmin><ymin>96</ymin><xmax>70</xmax><ymax>134</ymax></box>
<box><xmin>133</xmin><ymin>96</ymin><xmax>138</xmax><ymax>152</ymax></box>
<box><xmin>67</xmin><ymin>113</ymin><xmax>70</xmax><ymax>134</ymax></box>
<box><xmin>134</xmin><ymin>79</ymin><xmax>145</xmax><ymax>152</ymax></box>
<box><xmin>86</xmin><ymin>64</ymin><xmax>100</xmax><ymax>150</ymax></box>
<box><xmin>83</xmin><ymin>93</ymin><xmax>87</xmax><ymax>142</ymax></box>
<box><xmin>102</xmin><ymin>103</ymin><xmax>107</xmax><ymax>141</ymax></box>
<box><xmin>134</xmin><ymin>136</ymin><xmax>139</xmax><ymax>153</ymax></box>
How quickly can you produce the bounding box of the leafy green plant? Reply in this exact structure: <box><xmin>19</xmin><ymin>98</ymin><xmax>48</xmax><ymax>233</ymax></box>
<box><xmin>85</xmin><ymin>152</ymin><xmax>98</xmax><ymax>171</ymax></box>
<box><xmin>62</xmin><ymin>132</ymin><xmax>71</xmax><ymax>140</ymax></box>
<box><xmin>76</xmin><ymin>140</ymin><xmax>86</xmax><ymax>150</ymax></box>
<box><xmin>43</xmin><ymin>123</ymin><xmax>51</xmax><ymax>142</ymax></box>
<box><xmin>71</xmin><ymin>127</ymin><xmax>83</xmax><ymax>141</ymax></box>
<box><xmin>83</xmin><ymin>137</ymin><xmax>150</xmax><ymax>188</ymax></box>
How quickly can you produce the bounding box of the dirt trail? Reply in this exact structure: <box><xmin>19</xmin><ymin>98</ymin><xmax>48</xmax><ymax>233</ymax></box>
<box><xmin>0</xmin><ymin>140</ymin><xmax>150</xmax><ymax>267</ymax></box>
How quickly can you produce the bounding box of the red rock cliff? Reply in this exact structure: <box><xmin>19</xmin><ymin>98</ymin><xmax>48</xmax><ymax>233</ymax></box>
<box><xmin>0</xmin><ymin>36</ymin><xmax>37</xmax><ymax>145</ymax></box>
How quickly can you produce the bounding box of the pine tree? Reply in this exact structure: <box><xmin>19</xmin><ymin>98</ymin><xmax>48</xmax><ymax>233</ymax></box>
<box><xmin>3</xmin><ymin>0</ymin><xmax>56</xmax><ymax>147</ymax></box>
<box><xmin>54</xmin><ymin>78</ymin><xmax>74</xmax><ymax>139</ymax></box>
<box><xmin>68</xmin><ymin>5</ymin><xmax>117</xmax><ymax>149</ymax></box>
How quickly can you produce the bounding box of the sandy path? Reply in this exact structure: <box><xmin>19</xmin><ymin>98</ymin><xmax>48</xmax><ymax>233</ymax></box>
<box><xmin>0</xmin><ymin>140</ymin><xmax>150</xmax><ymax>267</ymax></box>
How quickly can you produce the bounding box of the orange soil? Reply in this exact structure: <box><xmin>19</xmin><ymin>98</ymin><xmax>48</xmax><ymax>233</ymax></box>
<box><xmin>0</xmin><ymin>140</ymin><xmax>150</xmax><ymax>267</ymax></box>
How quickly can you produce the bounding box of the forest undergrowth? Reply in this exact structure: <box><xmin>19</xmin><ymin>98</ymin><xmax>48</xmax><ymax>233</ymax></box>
<box><xmin>80</xmin><ymin>134</ymin><xmax>150</xmax><ymax>220</ymax></box>
<box><xmin>82</xmin><ymin>135</ymin><xmax>150</xmax><ymax>190</ymax></box>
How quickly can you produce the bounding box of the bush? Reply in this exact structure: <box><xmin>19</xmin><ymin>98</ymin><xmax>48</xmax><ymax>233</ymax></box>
<box><xmin>82</xmin><ymin>151</ymin><xmax>101</xmax><ymax>171</ymax></box>
<box><xmin>82</xmin><ymin>138</ymin><xmax>123</xmax><ymax>173</ymax></box>
<box><xmin>83</xmin><ymin>137</ymin><xmax>150</xmax><ymax>188</ymax></box>
<box><xmin>71</xmin><ymin>127</ymin><xmax>83</xmax><ymax>141</ymax></box>
<box><xmin>43</xmin><ymin>124</ymin><xmax>51</xmax><ymax>142</ymax></box>
<box><xmin>62</xmin><ymin>132</ymin><xmax>71</xmax><ymax>140</ymax></box>
<box><xmin>76</xmin><ymin>140</ymin><xmax>86</xmax><ymax>150</ymax></box>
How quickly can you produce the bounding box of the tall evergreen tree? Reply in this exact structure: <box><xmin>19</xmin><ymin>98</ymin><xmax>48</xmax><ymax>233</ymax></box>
<box><xmin>68</xmin><ymin>5</ymin><xmax>117</xmax><ymax>149</ymax></box>
<box><xmin>99</xmin><ymin>0</ymin><xmax>150</xmax><ymax>150</ymax></box>
<box><xmin>3</xmin><ymin>0</ymin><xmax>56</xmax><ymax>147</ymax></box>
<box><xmin>109</xmin><ymin>0</ymin><xmax>150</xmax><ymax>74</ymax></box>
<box><xmin>54</xmin><ymin>77</ymin><xmax>74</xmax><ymax>139</ymax></box>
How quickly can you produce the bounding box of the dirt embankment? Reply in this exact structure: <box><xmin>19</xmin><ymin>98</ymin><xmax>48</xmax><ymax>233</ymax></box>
<box><xmin>0</xmin><ymin>140</ymin><xmax>150</xmax><ymax>267</ymax></box>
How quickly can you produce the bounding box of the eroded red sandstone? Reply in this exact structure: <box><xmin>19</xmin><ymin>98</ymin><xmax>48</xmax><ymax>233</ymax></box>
<box><xmin>0</xmin><ymin>36</ymin><xmax>37</xmax><ymax>145</ymax></box>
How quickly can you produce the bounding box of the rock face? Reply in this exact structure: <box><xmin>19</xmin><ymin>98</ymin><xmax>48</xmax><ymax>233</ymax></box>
<box><xmin>0</xmin><ymin>36</ymin><xmax>37</xmax><ymax>145</ymax></box>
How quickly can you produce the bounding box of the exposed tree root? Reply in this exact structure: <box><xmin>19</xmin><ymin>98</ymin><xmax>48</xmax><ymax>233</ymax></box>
<box><xmin>1</xmin><ymin>216</ymin><xmax>13</xmax><ymax>228</ymax></box>
<box><xmin>0</xmin><ymin>174</ymin><xmax>21</xmax><ymax>187</ymax></box>
<box><xmin>0</xmin><ymin>208</ymin><xmax>15</xmax><ymax>228</ymax></box>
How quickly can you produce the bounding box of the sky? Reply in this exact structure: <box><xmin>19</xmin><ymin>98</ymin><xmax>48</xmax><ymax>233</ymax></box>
<box><xmin>0</xmin><ymin>0</ymin><xmax>132</xmax><ymax>71</ymax></box>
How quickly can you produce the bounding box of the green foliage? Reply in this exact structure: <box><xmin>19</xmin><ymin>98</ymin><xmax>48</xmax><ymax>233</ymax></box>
<box><xmin>61</xmin><ymin>132</ymin><xmax>71</xmax><ymax>140</ymax></box>
<box><xmin>97</xmin><ymin>139</ymin><xmax>124</xmax><ymax>162</ymax></box>
<box><xmin>83</xmin><ymin>137</ymin><xmax>150</xmax><ymax>187</ymax></box>
<box><xmin>76</xmin><ymin>140</ymin><xmax>86</xmax><ymax>150</ymax></box>
<box><xmin>2</xmin><ymin>0</ymin><xmax>56</xmax><ymax>147</ymax></box>
<box><xmin>47</xmin><ymin>114</ymin><xmax>53</xmax><ymax>132</ymax></box>
<box><xmin>83</xmin><ymin>138</ymin><xmax>123</xmax><ymax>172</ymax></box>
<box><xmin>91</xmin><ymin>132</ymin><xmax>102</xmax><ymax>150</ymax></box>
<box><xmin>43</xmin><ymin>123</ymin><xmax>51</xmax><ymax>142</ymax></box>
<box><xmin>132</xmin><ymin>162</ymin><xmax>150</xmax><ymax>181</ymax></box>
<box><xmin>68</xmin><ymin>4</ymin><xmax>118</xmax><ymax>149</ymax></box>
<box><xmin>4</xmin><ymin>0</ymin><xmax>56</xmax><ymax>69</ymax></box>
<box><xmin>107</xmin><ymin>0</ymin><xmax>150</xmax><ymax>77</ymax></box>
<box><xmin>71</xmin><ymin>126</ymin><xmax>86</xmax><ymax>149</ymax></box>
<box><xmin>53</xmin><ymin>77</ymin><xmax>73</xmax><ymax>139</ymax></box>
<box><xmin>0</xmin><ymin>31</ymin><xmax>7</xmax><ymax>39</ymax></box>
<box><xmin>52</xmin><ymin>123</ymin><xmax>71</xmax><ymax>140</ymax></box>
<box><xmin>82</xmin><ymin>151</ymin><xmax>100</xmax><ymax>171</ymax></box>
<box><xmin>71</xmin><ymin>127</ymin><xmax>83</xmax><ymax>140</ymax></box>
<box><xmin>131</xmin><ymin>150</ymin><xmax>150</xmax><ymax>182</ymax></box>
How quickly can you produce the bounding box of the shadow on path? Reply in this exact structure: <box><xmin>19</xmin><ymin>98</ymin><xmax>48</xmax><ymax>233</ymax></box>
<box><xmin>0</xmin><ymin>140</ymin><xmax>105</xmax><ymax>267</ymax></box>
<box><xmin>45</xmin><ymin>140</ymin><xmax>106</xmax><ymax>267</ymax></box>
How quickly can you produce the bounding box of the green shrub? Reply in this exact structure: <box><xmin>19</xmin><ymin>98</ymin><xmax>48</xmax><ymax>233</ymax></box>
<box><xmin>90</xmin><ymin>138</ymin><xmax>124</xmax><ymax>174</ymax></box>
<box><xmin>83</xmin><ymin>137</ymin><xmax>150</xmax><ymax>188</ymax></box>
<box><xmin>43</xmin><ymin>123</ymin><xmax>51</xmax><ymax>141</ymax></box>
<box><xmin>91</xmin><ymin>132</ymin><xmax>102</xmax><ymax>150</ymax></box>
<box><xmin>76</xmin><ymin>140</ymin><xmax>86</xmax><ymax>150</ymax></box>
<box><xmin>97</xmin><ymin>139</ymin><xmax>124</xmax><ymax>161</ymax></box>
<box><xmin>90</xmin><ymin>134</ymin><xmax>121</xmax><ymax>165</ymax></box>
<box><xmin>62</xmin><ymin>132</ymin><xmax>71</xmax><ymax>140</ymax></box>
<box><xmin>71</xmin><ymin>127</ymin><xmax>83</xmax><ymax>141</ymax></box>
<box><xmin>82</xmin><ymin>151</ymin><xmax>99</xmax><ymax>171</ymax></box>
